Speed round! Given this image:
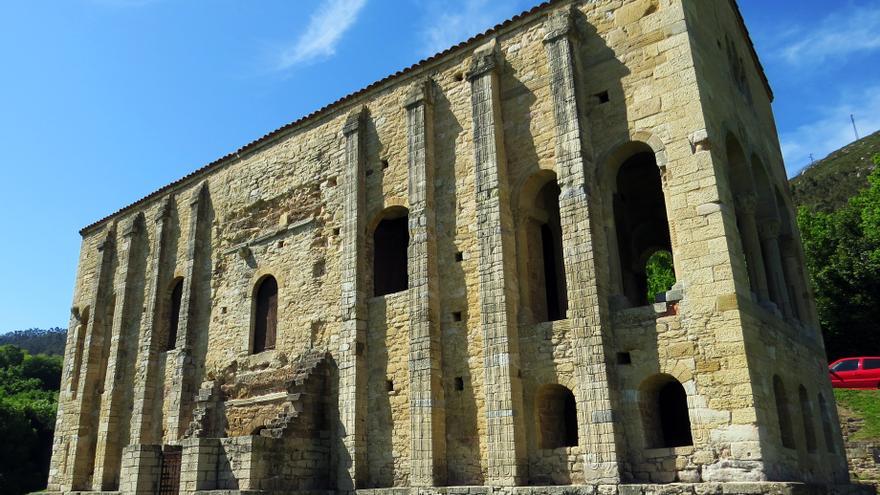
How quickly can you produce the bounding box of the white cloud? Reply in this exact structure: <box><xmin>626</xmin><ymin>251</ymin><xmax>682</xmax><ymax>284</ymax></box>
<box><xmin>419</xmin><ymin>0</ymin><xmax>526</xmax><ymax>57</ymax></box>
<box><xmin>782</xmin><ymin>86</ymin><xmax>880</xmax><ymax>177</ymax></box>
<box><xmin>777</xmin><ymin>3</ymin><xmax>880</xmax><ymax>65</ymax></box>
<box><xmin>276</xmin><ymin>0</ymin><xmax>367</xmax><ymax>70</ymax></box>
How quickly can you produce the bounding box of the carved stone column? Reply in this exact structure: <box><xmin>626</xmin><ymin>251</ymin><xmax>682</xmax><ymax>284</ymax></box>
<box><xmin>93</xmin><ymin>213</ymin><xmax>146</xmax><ymax>490</ymax></box>
<box><xmin>780</xmin><ymin>236</ymin><xmax>810</xmax><ymax>323</ymax></box>
<box><xmin>543</xmin><ymin>8</ymin><xmax>621</xmax><ymax>482</ymax></box>
<box><xmin>167</xmin><ymin>182</ymin><xmax>210</xmax><ymax>440</ymax></box>
<box><xmin>337</xmin><ymin>107</ymin><xmax>368</xmax><ymax>490</ymax></box>
<box><xmin>468</xmin><ymin>38</ymin><xmax>527</xmax><ymax>485</ymax></box>
<box><xmin>405</xmin><ymin>79</ymin><xmax>447</xmax><ymax>485</ymax></box>
<box><xmin>734</xmin><ymin>194</ymin><xmax>770</xmax><ymax>302</ymax></box>
<box><xmin>759</xmin><ymin>219</ymin><xmax>793</xmax><ymax>318</ymax></box>
<box><xmin>68</xmin><ymin>227</ymin><xmax>116</xmax><ymax>491</ymax></box>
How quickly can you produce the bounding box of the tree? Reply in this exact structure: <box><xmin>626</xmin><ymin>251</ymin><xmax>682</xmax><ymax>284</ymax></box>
<box><xmin>646</xmin><ymin>250</ymin><xmax>676</xmax><ymax>303</ymax></box>
<box><xmin>0</xmin><ymin>344</ymin><xmax>61</xmax><ymax>494</ymax></box>
<box><xmin>798</xmin><ymin>155</ymin><xmax>880</xmax><ymax>360</ymax></box>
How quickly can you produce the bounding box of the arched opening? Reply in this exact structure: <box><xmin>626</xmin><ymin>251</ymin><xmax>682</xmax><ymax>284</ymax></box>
<box><xmin>818</xmin><ymin>393</ymin><xmax>836</xmax><ymax>453</ymax></box>
<box><xmin>645</xmin><ymin>250</ymin><xmax>676</xmax><ymax>304</ymax></box>
<box><xmin>536</xmin><ymin>384</ymin><xmax>578</xmax><ymax>449</ymax></box>
<box><xmin>69</xmin><ymin>307</ymin><xmax>89</xmax><ymax>396</ymax></box>
<box><xmin>640</xmin><ymin>374</ymin><xmax>693</xmax><ymax>448</ymax></box>
<box><xmin>167</xmin><ymin>277</ymin><xmax>183</xmax><ymax>351</ymax></box>
<box><xmin>798</xmin><ymin>385</ymin><xmax>817</xmax><ymax>452</ymax></box>
<box><xmin>253</xmin><ymin>276</ymin><xmax>278</xmax><ymax>354</ymax></box>
<box><xmin>773</xmin><ymin>375</ymin><xmax>795</xmax><ymax>449</ymax></box>
<box><xmin>613</xmin><ymin>149</ymin><xmax>673</xmax><ymax>306</ymax></box>
<box><xmin>520</xmin><ymin>173</ymin><xmax>568</xmax><ymax>322</ymax></box>
<box><xmin>372</xmin><ymin>207</ymin><xmax>409</xmax><ymax>296</ymax></box>
<box><xmin>776</xmin><ymin>188</ymin><xmax>808</xmax><ymax>321</ymax></box>
<box><xmin>726</xmin><ymin>136</ymin><xmax>766</xmax><ymax>300</ymax></box>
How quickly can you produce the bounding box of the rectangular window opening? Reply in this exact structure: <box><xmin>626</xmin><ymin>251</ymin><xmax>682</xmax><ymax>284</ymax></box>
<box><xmin>617</xmin><ymin>352</ymin><xmax>632</xmax><ymax>365</ymax></box>
<box><xmin>455</xmin><ymin>377</ymin><xmax>464</xmax><ymax>391</ymax></box>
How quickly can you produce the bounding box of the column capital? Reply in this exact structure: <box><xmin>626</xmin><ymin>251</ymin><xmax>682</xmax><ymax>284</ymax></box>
<box><xmin>404</xmin><ymin>78</ymin><xmax>434</xmax><ymax>110</ymax></box>
<box><xmin>543</xmin><ymin>8</ymin><xmax>574</xmax><ymax>44</ymax></box>
<box><xmin>189</xmin><ymin>181</ymin><xmax>208</xmax><ymax>208</ymax></box>
<box><xmin>122</xmin><ymin>212</ymin><xmax>144</xmax><ymax>238</ymax></box>
<box><xmin>734</xmin><ymin>193</ymin><xmax>758</xmax><ymax>215</ymax></box>
<box><xmin>467</xmin><ymin>38</ymin><xmax>500</xmax><ymax>80</ymax></box>
<box><xmin>154</xmin><ymin>195</ymin><xmax>173</xmax><ymax>223</ymax></box>
<box><xmin>97</xmin><ymin>227</ymin><xmax>115</xmax><ymax>252</ymax></box>
<box><xmin>758</xmin><ymin>218</ymin><xmax>781</xmax><ymax>240</ymax></box>
<box><xmin>343</xmin><ymin>106</ymin><xmax>367</xmax><ymax>136</ymax></box>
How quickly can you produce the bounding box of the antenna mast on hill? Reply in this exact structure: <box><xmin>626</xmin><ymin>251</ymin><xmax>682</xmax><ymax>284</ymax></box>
<box><xmin>851</xmin><ymin>114</ymin><xmax>860</xmax><ymax>141</ymax></box>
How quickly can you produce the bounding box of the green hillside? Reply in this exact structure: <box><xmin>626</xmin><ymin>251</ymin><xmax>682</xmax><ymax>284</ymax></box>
<box><xmin>0</xmin><ymin>328</ymin><xmax>67</xmax><ymax>356</ymax></box>
<box><xmin>790</xmin><ymin>131</ymin><xmax>880</xmax><ymax>212</ymax></box>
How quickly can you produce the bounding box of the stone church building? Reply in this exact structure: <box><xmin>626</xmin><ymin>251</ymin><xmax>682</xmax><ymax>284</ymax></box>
<box><xmin>47</xmin><ymin>0</ymin><xmax>869</xmax><ymax>494</ymax></box>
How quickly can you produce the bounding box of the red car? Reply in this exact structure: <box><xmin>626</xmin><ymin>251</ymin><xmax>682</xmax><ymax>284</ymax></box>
<box><xmin>829</xmin><ymin>357</ymin><xmax>880</xmax><ymax>389</ymax></box>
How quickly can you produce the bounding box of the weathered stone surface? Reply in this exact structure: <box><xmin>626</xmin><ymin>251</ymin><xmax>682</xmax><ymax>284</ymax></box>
<box><xmin>47</xmin><ymin>1</ymin><xmax>865</xmax><ymax>494</ymax></box>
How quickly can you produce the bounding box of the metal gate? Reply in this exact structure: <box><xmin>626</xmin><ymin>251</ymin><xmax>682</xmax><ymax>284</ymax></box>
<box><xmin>158</xmin><ymin>445</ymin><xmax>182</xmax><ymax>495</ymax></box>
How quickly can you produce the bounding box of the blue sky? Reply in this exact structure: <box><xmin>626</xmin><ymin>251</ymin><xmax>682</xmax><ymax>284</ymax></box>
<box><xmin>0</xmin><ymin>0</ymin><xmax>878</xmax><ymax>332</ymax></box>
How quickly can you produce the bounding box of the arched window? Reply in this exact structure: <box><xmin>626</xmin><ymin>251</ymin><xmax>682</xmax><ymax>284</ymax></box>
<box><xmin>520</xmin><ymin>173</ymin><xmax>568</xmax><ymax>322</ymax></box>
<box><xmin>727</xmin><ymin>136</ymin><xmax>766</xmax><ymax>300</ymax></box>
<box><xmin>613</xmin><ymin>150</ymin><xmax>673</xmax><ymax>306</ymax></box>
<box><xmin>372</xmin><ymin>208</ymin><xmax>409</xmax><ymax>296</ymax></box>
<box><xmin>798</xmin><ymin>385</ymin><xmax>817</xmax><ymax>452</ymax></box>
<box><xmin>536</xmin><ymin>384</ymin><xmax>578</xmax><ymax>448</ymax></box>
<box><xmin>773</xmin><ymin>375</ymin><xmax>795</xmax><ymax>449</ymax></box>
<box><xmin>253</xmin><ymin>276</ymin><xmax>278</xmax><ymax>353</ymax></box>
<box><xmin>167</xmin><ymin>278</ymin><xmax>183</xmax><ymax>351</ymax></box>
<box><xmin>818</xmin><ymin>393</ymin><xmax>836</xmax><ymax>453</ymax></box>
<box><xmin>640</xmin><ymin>374</ymin><xmax>693</xmax><ymax>448</ymax></box>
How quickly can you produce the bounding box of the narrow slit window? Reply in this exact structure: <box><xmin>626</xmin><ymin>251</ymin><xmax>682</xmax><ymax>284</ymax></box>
<box><xmin>167</xmin><ymin>278</ymin><xmax>183</xmax><ymax>351</ymax></box>
<box><xmin>253</xmin><ymin>276</ymin><xmax>278</xmax><ymax>353</ymax></box>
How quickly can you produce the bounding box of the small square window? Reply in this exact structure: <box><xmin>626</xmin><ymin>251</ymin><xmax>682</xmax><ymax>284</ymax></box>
<box><xmin>455</xmin><ymin>377</ymin><xmax>464</xmax><ymax>391</ymax></box>
<box><xmin>455</xmin><ymin>251</ymin><xmax>464</xmax><ymax>262</ymax></box>
<box><xmin>452</xmin><ymin>311</ymin><xmax>463</xmax><ymax>322</ymax></box>
<box><xmin>386</xmin><ymin>379</ymin><xmax>394</xmax><ymax>392</ymax></box>
<box><xmin>594</xmin><ymin>90</ymin><xmax>610</xmax><ymax>103</ymax></box>
<box><xmin>617</xmin><ymin>352</ymin><xmax>632</xmax><ymax>365</ymax></box>
<box><xmin>381</xmin><ymin>159</ymin><xmax>389</xmax><ymax>170</ymax></box>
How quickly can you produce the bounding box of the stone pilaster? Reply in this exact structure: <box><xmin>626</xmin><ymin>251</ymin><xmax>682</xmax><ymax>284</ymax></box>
<box><xmin>338</xmin><ymin>106</ymin><xmax>368</xmax><ymax>490</ymax></box>
<box><xmin>758</xmin><ymin>219</ymin><xmax>793</xmax><ymax>318</ymax></box>
<box><xmin>405</xmin><ymin>78</ymin><xmax>446</xmax><ymax>486</ymax></box>
<box><xmin>121</xmin><ymin>196</ymin><xmax>174</xmax><ymax>490</ymax></box>
<box><xmin>68</xmin><ymin>226</ymin><xmax>116</xmax><ymax>491</ymax></box>
<box><xmin>543</xmin><ymin>8</ymin><xmax>620</xmax><ymax>483</ymax></box>
<box><xmin>167</xmin><ymin>182</ymin><xmax>210</xmax><ymax>440</ymax></box>
<box><xmin>467</xmin><ymin>39</ymin><xmax>527</xmax><ymax>485</ymax></box>
<box><xmin>129</xmin><ymin>195</ymin><xmax>174</xmax><ymax>446</ymax></box>
<box><xmin>93</xmin><ymin>213</ymin><xmax>147</xmax><ymax>490</ymax></box>
<box><xmin>734</xmin><ymin>194</ymin><xmax>771</xmax><ymax>303</ymax></box>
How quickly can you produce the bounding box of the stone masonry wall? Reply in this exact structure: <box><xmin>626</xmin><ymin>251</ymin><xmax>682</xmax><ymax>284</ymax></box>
<box><xmin>48</xmin><ymin>0</ymin><xmax>861</xmax><ymax>493</ymax></box>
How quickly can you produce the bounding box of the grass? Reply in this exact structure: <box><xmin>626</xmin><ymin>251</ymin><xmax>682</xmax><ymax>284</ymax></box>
<box><xmin>790</xmin><ymin>130</ymin><xmax>880</xmax><ymax>213</ymax></box>
<box><xmin>834</xmin><ymin>389</ymin><xmax>880</xmax><ymax>441</ymax></box>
